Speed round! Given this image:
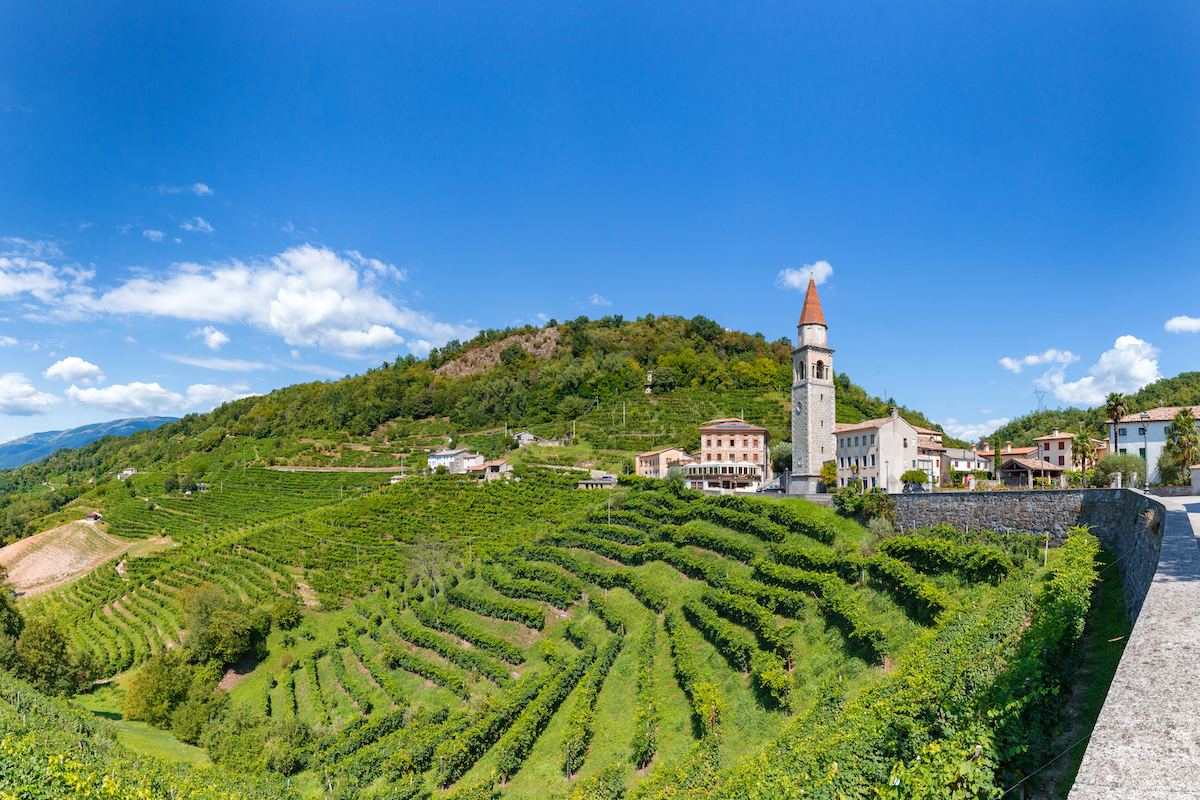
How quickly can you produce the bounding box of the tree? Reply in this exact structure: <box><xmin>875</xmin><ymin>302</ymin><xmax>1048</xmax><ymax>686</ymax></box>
<box><xmin>16</xmin><ymin>617</ymin><xmax>79</xmax><ymax>695</ymax></box>
<box><xmin>1094</xmin><ymin>452</ymin><xmax>1146</xmax><ymax>488</ymax></box>
<box><xmin>1167</xmin><ymin>408</ymin><xmax>1200</xmax><ymax>484</ymax></box>
<box><xmin>163</xmin><ymin>474</ymin><xmax>180</xmax><ymax>494</ymax></box>
<box><xmin>1105</xmin><ymin>393</ymin><xmax>1129</xmax><ymax>457</ymax></box>
<box><xmin>1073</xmin><ymin>433</ymin><xmax>1097</xmax><ymax>488</ymax></box>
<box><xmin>771</xmin><ymin>442</ymin><xmax>792</xmax><ymax>475</ymax></box>
<box><xmin>123</xmin><ymin>649</ymin><xmax>193</xmax><ymax>728</ymax></box>
<box><xmin>820</xmin><ymin>460</ymin><xmax>838</xmax><ymax>489</ymax></box>
<box><xmin>0</xmin><ymin>592</ymin><xmax>23</xmax><ymax>672</ymax></box>
<box><xmin>271</xmin><ymin>597</ymin><xmax>302</xmax><ymax>630</ymax></box>
<box><xmin>901</xmin><ymin>469</ymin><xmax>928</xmax><ymax>486</ymax></box>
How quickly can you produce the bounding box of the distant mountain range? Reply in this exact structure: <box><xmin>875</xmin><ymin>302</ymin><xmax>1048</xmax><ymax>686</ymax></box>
<box><xmin>0</xmin><ymin>417</ymin><xmax>178</xmax><ymax>469</ymax></box>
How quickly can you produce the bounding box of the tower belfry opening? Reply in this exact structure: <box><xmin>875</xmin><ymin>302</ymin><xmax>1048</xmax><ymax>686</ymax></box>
<box><xmin>789</xmin><ymin>276</ymin><xmax>835</xmax><ymax>494</ymax></box>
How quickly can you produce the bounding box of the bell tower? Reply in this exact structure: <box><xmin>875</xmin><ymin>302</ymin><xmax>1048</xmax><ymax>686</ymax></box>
<box><xmin>789</xmin><ymin>277</ymin><xmax>835</xmax><ymax>494</ymax></box>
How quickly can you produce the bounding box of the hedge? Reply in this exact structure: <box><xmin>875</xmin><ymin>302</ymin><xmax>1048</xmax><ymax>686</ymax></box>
<box><xmin>412</xmin><ymin>600</ymin><xmax>525</xmax><ymax>665</ymax></box>
<box><xmin>630</xmin><ymin>615</ymin><xmax>659</xmax><ymax>768</ymax></box>
<box><xmin>480</xmin><ymin>564</ymin><xmax>577</xmax><ymax>610</ymax></box>
<box><xmin>445</xmin><ymin>585</ymin><xmax>546</xmax><ymax>630</ymax></box>
<box><xmin>877</xmin><ymin>536</ymin><xmax>1013</xmax><ymax>584</ymax></box>
<box><xmin>561</xmin><ymin>633</ymin><xmax>625</xmax><ymax>775</ymax></box>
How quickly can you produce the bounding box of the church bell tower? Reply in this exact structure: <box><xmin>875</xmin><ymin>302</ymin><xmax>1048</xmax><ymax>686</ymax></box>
<box><xmin>789</xmin><ymin>277</ymin><xmax>835</xmax><ymax>494</ymax></box>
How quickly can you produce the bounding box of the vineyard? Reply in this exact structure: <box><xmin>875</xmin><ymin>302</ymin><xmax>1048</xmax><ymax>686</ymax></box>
<box><xmin>8</xmin><ymin>468</ymin><xmax>1100</xmax><ymax>800</ymax></box>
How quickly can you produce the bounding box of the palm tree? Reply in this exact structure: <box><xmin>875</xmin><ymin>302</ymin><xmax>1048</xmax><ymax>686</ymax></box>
<box><xmin>1168</xmin><ymin>408</ymin><xmax>1200</xmax><ymax>485</ymax></box>
<box><xmin>1105</xmin><ymin>393</ymin><xmax>1128</xmax><ymax>457</ymax></box>
<box><xmin>1073</xmin><ymin>432</ymin><xmax>1097</xmax><ymax>487</ymax></box>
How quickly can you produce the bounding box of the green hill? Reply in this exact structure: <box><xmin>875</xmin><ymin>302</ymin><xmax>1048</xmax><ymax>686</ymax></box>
<box><xmin>0</xmin><ymin>314</ymin><xmax>1111</xmax><ymax>798</ymax></box>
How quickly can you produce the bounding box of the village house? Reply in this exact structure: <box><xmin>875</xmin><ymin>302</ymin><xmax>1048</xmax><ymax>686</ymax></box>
<box><xmin>834</xmin><ymin>408</ymin><xmax>928</xmax><ymax>492</ymax></box>
<box><xmin>635</xmin><ymin>447</ymin><xmax>696</xmax><ymax>479</ymax></box>
<box><xmin>940</xmin><ymin>445</ymin><xmax>991</xmax><ymax>484</ymax></box>
<box><xmin>468</xmin><ymin>458</ymin><xmax>513</xmax><ymax>481</ymax></box>
<box><xmin>426</xmin><ymin>448</ymin><xmax>486</xmax><ymax>475</ymax></box>
<box><xmin>685</xmin><ymin>418</ymin><xmax>771</xmax><ymax>493</ymax></box>
<box><xmin>1108</xmin><ymin>406</ymin><xmax>1200</xmax><ymax>484</ymax></box>
<box><xmin>999</xmin><ymin>455</ymin><xmax>1064</xmax><ymax>487</ymax></box>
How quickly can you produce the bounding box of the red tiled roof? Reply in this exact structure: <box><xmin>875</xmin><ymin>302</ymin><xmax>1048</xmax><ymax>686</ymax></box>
<box><xmin>700</xmin><ymin>418</ymin><xmax>769</xmax><ymax>434</ymax></box>
<box><xmin>834</xmin><ymin>417</ymin><xmax>893</xmax><ymax>433</ymax></box>
<box><xmin>798</xmin><ymin>277</ymin><xmax>826</xmax><ymax>326</ymax></box>
<box><xmin>1113</xmin><ymin>405</ymin><xmax>1200</xmax><ymax>423</ymax></box>
<box><xmin>1001</xmin><ymin>456</ymin><xmax>1064</xmax><ymax>473</ymax></box>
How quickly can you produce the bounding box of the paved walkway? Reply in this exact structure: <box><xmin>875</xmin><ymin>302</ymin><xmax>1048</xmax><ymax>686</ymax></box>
<box><xmin>1070</xmin><ymin>494</ymin><xmax>1200</xmax><ymax>799</ymax></box>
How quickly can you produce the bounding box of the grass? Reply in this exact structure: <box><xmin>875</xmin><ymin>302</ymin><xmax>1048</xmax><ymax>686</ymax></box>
<box><xmin>1050</xmin><ymin>548</ymin><xmax>1132</xmax><ymax>798</ymax></box>
<box><xmin>75</xmin><ymin>681</ymin><xmax>212</xmax><ymax>766</ymax></box>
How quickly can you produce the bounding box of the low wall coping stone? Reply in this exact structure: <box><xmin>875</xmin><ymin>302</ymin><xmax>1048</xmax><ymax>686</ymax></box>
<box><xmin>1069</xmin><ymin>493</ymin><xmax>1200</xmax><ymax>798</ymax></box>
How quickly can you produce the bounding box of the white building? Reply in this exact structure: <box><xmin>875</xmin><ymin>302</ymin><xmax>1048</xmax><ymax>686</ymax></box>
<box><xmin>834</xmin><ymin>409</ymin><xmax>926</xmax><ymax>493</ymax></box>
<box><xmin>1108</xmin><ymin>406</ymin><xmax>1200</xmax><ymax>484</ymax></box>
<box><xmin>427</xmin><ymin>448</ymin><xmax>486</xmax><ymax>475</ymax></box>
<box><xmin>684</xmin><ymin>459</ymin><xmax>765</xmax><ymax>493</ymax></box>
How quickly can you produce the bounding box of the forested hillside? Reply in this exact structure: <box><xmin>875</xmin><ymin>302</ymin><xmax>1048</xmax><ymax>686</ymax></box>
<box><xmin>989</xmin><ymin>371</ymin><xmax>1200</xmax><ymax>448</ymax></box>
<box><xmin>0</xmin><ymin>315</ymin><xmax>949</xmax><ymax>545</ymax></box>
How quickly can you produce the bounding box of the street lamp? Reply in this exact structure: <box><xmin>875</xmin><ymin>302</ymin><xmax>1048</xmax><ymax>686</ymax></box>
<box><xmin>1142</xmin><ymin>411</ymin><xmax>1151</xmax><ymax>487</ymax></box>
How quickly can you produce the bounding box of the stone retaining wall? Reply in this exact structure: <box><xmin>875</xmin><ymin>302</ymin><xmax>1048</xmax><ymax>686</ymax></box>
<box><xmin>1145</xmin><ymin>484</ymin><xmax>1197</xmax><ymax>497</ymax></box>
<box><xmin>893</xmin><ymin>490</ymin><xmax>1086</xmax><ymax>542</ymax></box>
<box><xmin>892</xmin><ymin>489</ymin><xmax>1164</xmax><ymax>623</ymax></box>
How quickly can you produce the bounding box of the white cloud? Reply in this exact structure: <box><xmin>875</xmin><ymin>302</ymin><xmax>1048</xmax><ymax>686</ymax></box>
<box><xmin>180</xmin><ymin>217</ymin><xmax>214</xmax><ymax>234</ymax></box>
<box><xmin>940</xmin><ymin>417</ymin><xmax>1012</xmax><ymax>442</ymax></box>
<box><xmin>43</xmin><ymin>356</ymin><xmax>105</xmax><ymax>385</ymax></box>
<box><xmin>184</xmin><ymin>382</ymin><xmax>253</xmax><ymax>409</ymax></box>
<box><xmin>65</xmin><ymin>381</ymin><xmax>251</xmax><ymax>414</ymax></box>
<box><xmin>1035</xmin><ymin>335</ymin><xmax>1162</xmax><ymax>406</ymax></box>
<box><xmin>0</xmin><ymin>373</ymin><xmax>62</xmax><ymax>416</ymax></box>
<box><xmin>346</xmin><ymin>250</ymin><xmax>406</xmax><ymax>281</ymax></box>
<box><xmin>174</xmin><ymin>238</ymin><xmax>182</xmax><ymax>244</ymax></box>
<box><xmin>0</xmin><ymin>336</ymin><xmax>16</xmax><ymax>346</ymax></box>
<box><xmin>189</xmin><ymin>325</ymin><xmax>230</xmax><ymax>350</ymax></box>
<box><xmin>0</xmin><ymin>256</ymin><xmax>66</xmax><ymax>302</ymax></box>
<box><xmin>158</xmin><ymin>183</ymin><xmax>213</xmax><ymax>196</ymax></box>
<box><xmin>165</xmin><ymin>354</ymin><xmax>268</xmax><ymax>371</ymax></box>
<box><xmin>589</xmin><ymin>294</ymin><xmax>612</xmax><ymax>306</ymax></box>
<box><xmin>143</xmin><ymin>230</ymin><xmax>165</xmax><ymax>242</ymax></box>
<box><xmin>283</xmin><ymin>361</ymin><xmax>346</xmax><ymax>378</ymax></box>
<box><xmin>536</xmin><ymin>313</ymin><xmax>549</xmax><ymax>323</ymax></box>
<box><xmin>1</xmin><ymin>238</ymin><xmax>64</xmax><ymax>259</ymax></box>
<box><xmin>78</xmin><ymin>222</ymin><xmax>93</xmax><ymax>231</ymax></box>
<box><xmin>998</xmin><ymin>348</ymin><xmax>1080</xmax><ymax>373</ymax></box>
<box><xmin>1165</xmin><ymin>315</ymin><xmax>1200</xmax><ymax>333</ymax></box>
<box><xmin>776</xmin><ymin>260</ymin><xmax>834</xmax><ymax>290</ymax></box>
<box><xmin>98</xmin><ymin>244</ymin><xmax>472</xmax><ymax>355</ymax></box>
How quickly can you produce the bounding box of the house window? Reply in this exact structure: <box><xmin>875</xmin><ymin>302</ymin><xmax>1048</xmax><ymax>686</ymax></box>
<box><xmin>1058</xmin><ymin>441</ymin><xmax>1065</xmax><ymax>450</ymax></box>
<box><xmin>1120</xmin><ymin>448</ymin><xmax>1126</xmax><ymax>454</ymax></box>
<box><xmin>912</xmin><ymin>460</ymin><xmax>916</xmax><ymax>468</ymax></box>
<box><xmin>870</xmin><ymin>434</ymin><xmax>875</xmax><ymax>444</ymax></box>
<box><xmin>1140</xmin><ymin>448</ymin><xmax>1146</xmax><ymax>458</ymax></box>
<box><xmin>871</xmin><ymin>455</ymin><xmax>875</xmax><ymax>466</ymax></box>
<box><xmin>753</xmin><ymin>438</ymin><xmax>758</xmax><ymax>447</ymax></box>
<box><xmin>903</xmin><ymin>438</ymin><xmax>908</xmax><ymax>447</ymax></box>
<box><xmin>1118</xmin><ymin>428</ymin><xmax>1127</xmax><ymax>436</ymax></box>
<box><xmin>1138</xmin><ymin>427</ymin><xmax>1146</xmax><ymax>436</ymax></box>
<box><xmin>1058</xmin><ymin>456</ymin><xmax>1065</xmax><ymax>466</ymax></box>
<box><xmin>706</xmin><ymin>438</ymin><xmax>712</xmax><ymax>447</ymax></box>
<box><xmin>840</xmin><ymin>457</ymin><xmax>845</xmax><ymax>467</ymax></box>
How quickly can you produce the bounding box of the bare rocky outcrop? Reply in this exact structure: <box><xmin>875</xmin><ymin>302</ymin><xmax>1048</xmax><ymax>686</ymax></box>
<box><xmin>434</xmin><ymin>328</ymin><xmax>560</xmax><ymax>379</ymax></box>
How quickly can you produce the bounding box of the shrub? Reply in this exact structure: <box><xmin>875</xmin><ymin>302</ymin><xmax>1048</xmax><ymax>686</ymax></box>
<box><xmin>1093</xmin><ymin>452</ymin><xmax>1146</xmax><ymax>487</ymax></box>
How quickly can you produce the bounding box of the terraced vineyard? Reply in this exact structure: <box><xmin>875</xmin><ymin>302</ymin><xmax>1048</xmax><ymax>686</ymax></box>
<box><xmin>18</xmin><ymin>470</ymin><xmax>1099</xmax><ymax>799</ymax></box>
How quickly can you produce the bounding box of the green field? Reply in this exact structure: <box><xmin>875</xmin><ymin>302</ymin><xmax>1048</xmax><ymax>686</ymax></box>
<box><xmin>1</xmin><ymin>464</ymin><xmax>1103</xmax><ymax>800</ymax></box>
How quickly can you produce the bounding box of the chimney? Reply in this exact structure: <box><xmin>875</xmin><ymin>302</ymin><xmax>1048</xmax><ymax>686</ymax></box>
<box><xmin>1004</xmin><ymin>441</ymin><xmax>1012</xmax><ymax>453</ymax></box>
<box><xmin>1052</xmin><ymin>428</ymin><xmax>1059</xmax><ymax>437</ymax></box>
<box><xmin>970</xmin><ymin>444</ymin><xmax>977</xmax><ymax>454</ymax></box>
<box><xmin>890</xmin><ymin>407</ymin><xmax>899</xmax><ymax>419</ymax></box>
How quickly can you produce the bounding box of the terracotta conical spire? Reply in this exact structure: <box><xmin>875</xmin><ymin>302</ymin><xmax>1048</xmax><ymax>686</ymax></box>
<box><xmin>798</xmin><ymin>277</ymin><xmax>826</xmax><ymax>326</ymax></box>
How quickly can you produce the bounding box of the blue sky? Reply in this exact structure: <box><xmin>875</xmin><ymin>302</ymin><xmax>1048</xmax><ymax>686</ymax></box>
<box><xmin>2</xmin><ymin>1</ymin><xmax>1199</xmax><ymax>442</ymax></box>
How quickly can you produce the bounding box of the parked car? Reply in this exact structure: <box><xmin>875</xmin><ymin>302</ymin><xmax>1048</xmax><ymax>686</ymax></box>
<box><xmin>902</xmin><ymin>483</ymin><xmax>926</xmax><ymax>493</ymax></box>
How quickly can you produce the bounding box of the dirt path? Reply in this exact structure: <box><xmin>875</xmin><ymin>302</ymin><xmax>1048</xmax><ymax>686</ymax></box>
<box><xmin>0</xmin><ymin>521</ymin><xmax>130</xmax><ymax>598</ymax></box>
